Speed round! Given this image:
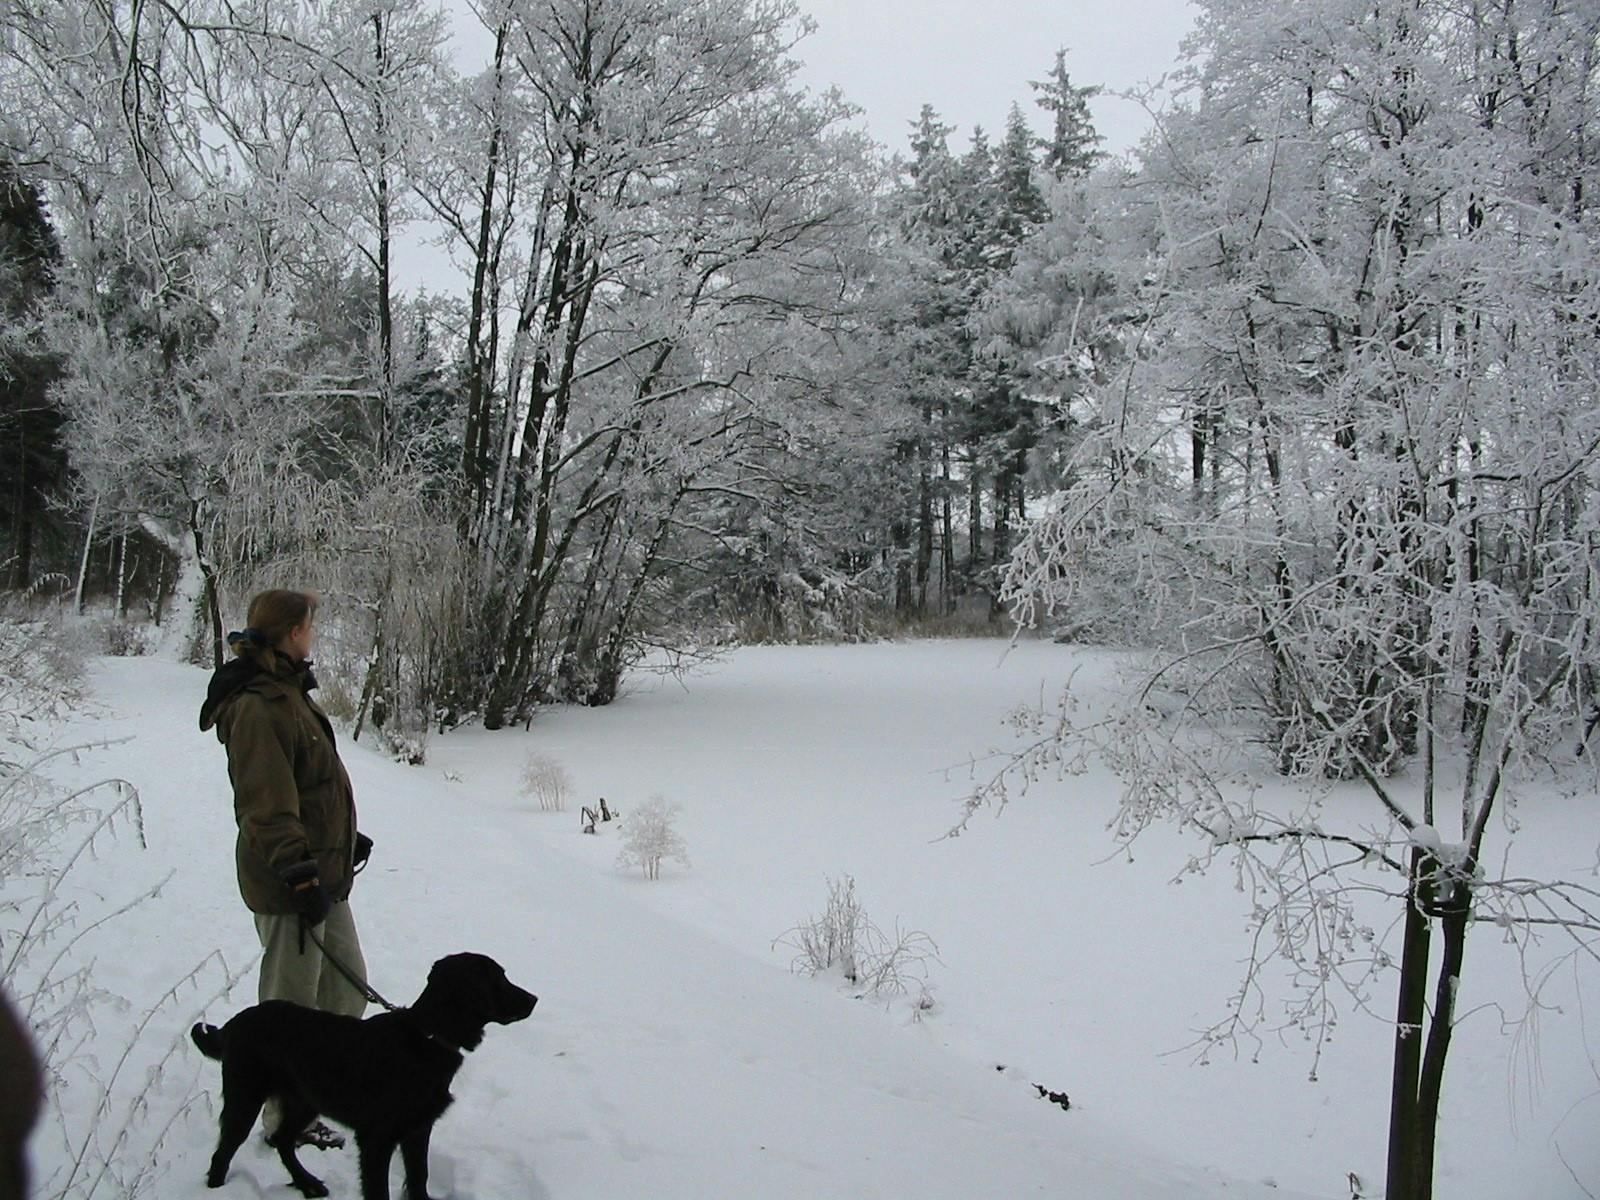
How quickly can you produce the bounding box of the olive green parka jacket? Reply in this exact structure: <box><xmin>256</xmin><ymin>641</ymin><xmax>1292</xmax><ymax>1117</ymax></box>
<box><xmin>199</xmin><ymin>655</ymin><xmax>359</xmax><ymax>915</ymax></box>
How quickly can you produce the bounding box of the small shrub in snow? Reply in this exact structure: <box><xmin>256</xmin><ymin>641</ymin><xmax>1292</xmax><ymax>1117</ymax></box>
<box><xmin>615</xmin><ymin>795</ymin><xmax>688</xmax><ymax>880</ymax></box>
<box><xmin>519</xmin><ymin>753</ymin><xmax>572</xmax><ymax>812</ymax></box>
<box><xmin>90</xmin><ymin>617</ymin><xmax>155</xmax><ymax>658</ymax></box>
<box><xmin>0</xmin><ymin>607</ymin><xmax>85</xmax><ymax>742</ymax></box>
<box><xmin>778</xmin><ymin>873</ymin><xmax>868</xmax><ymax>982</ymax></box>
<box><xmin>370</xmin><ymin>721</ymin><xmax>428</xmax><ymax>766</ymax></box>
<box><xmin>776</xmin><ymin>875</ymin><xmax>940</xmax><ymax>1000</ymax></box>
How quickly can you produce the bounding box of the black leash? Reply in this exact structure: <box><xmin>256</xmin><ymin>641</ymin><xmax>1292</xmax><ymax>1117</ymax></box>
<box><xmin>303</xmin><ymin>923</ymin><xmax>401</xmax><ymax>1014</ymax></box>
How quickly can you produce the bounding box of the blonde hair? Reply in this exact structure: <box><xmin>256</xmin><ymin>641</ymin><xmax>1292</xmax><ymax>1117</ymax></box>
<box><xmin>229</xmin><ymin>589</ymin><xmax>317</xmax><ymax>666</ymax></box>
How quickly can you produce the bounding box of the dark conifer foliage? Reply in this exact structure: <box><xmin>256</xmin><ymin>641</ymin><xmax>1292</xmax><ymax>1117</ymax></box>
<box><xmin>1031</xmin><ymin>48</ymin><xmax>1103</xmax><ymax>179</ymax></box>
<box><xmin>0</xmin><ymin>166</ymin><xmax>66</xmax><ymax>592</ymax></box>
<box><xmin>881</xmin><ymin>55</ymin><xmax>1104</xmax><ymax>620</ymax></box>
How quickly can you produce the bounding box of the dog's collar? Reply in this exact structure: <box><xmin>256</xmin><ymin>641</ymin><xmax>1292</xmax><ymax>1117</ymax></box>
<box><xmin>400</xmin><ymin>1008</ymin><xmax>465</xmax><ymax>1053</ymax></box>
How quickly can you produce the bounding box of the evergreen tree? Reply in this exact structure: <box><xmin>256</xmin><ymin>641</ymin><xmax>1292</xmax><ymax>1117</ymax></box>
<box><xmin>892</xmin><ymin>101</ymin><xmax>1067</xmax><ymax>604</ymax></box>
<box><xmin>952</xmin><ymin>126</ymin><xmax>997</xmax><ymax>273</ymax></box>
<box><xmin>891</xmin><ymin>105</ymin><xmax>968</xmax><ymax>615</ymax></box>
<box><xmin>907</xmin><ymin>105</ymin><xmax>955</xmax><ymax>201</ymax></box>
<box><xmin>1031</xmin><ymin>48</ymin><xmax>1102</xmax><ymax>179</ymax></box>
<box><xmin>0</xmin><ymin>166</ymin><xmax>65</xmax><ymax>592</ymax></box>
<box><xmin>970</xmin><ymin>107</ymin><xmax>1049</xmax><ymax>575</ymax></box>
<box><xmin>993</xmin><ymin>103</ymin><xmax>1049</xmax><ymax>258</ymax></box>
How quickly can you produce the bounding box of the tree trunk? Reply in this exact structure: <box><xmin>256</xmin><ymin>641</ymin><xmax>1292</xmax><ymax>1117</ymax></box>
<box><xmin>371</xmin><ymin>12</ymin><xmax>396</xmax><ymax>470</ymax></box>
<box><xmin>352</xmin><ymin>600</ymin><xmax>387</xmax><ymax>744</ymax></box>
<box><xmin>588</xmin><ymin>488</ymin><xmax>686</xmax><ymax>707</ymax></box>
<box><xmin>915</xmin><ymin>404</ymin><xmax>933</xmax><ymax>614</ymax></box>
<box><xmin>187</xmin><ymin>500</ymin><xmax>224</xmax><ymax>669</ymax></box>
<box><xmin>74</xmin><ymin>494</ymin><xmax>99</xmax><ymax>614</ymax></box>
<box><xmin>483</xmin><ymin>172</ymin><xmax>561</xmax><ymax>575</ymax></box>
<box><xmin>9</xmin><ymin>423</ymin><xmax>33</xmax><ymax>591</ymax></box>
<box><xmin>557</xmin><ymin>493</ymin><xmax>624</xmax><ymax>687</ymax></box>
<box><xmin>483</xmin><ymin>254</ymin><xmax>600</xmax><ymax>728</ymax></box>
<box><xmin>1384</xmin><ymin>848</ymin><xmax>1434</xmax><ymax>1200</ymax></box>
<box><xmin>114</xmin><ymin>533</ymin><xmax>128</xmax><ymax>619</ymax></box>
<box><xmin>940</xmin><ymin>439</ymin><xmax>954</xmax><ymax>610</ymax></box>
<box><xmin>891</xmin><ymin>513</ymin><xmax>912</xmax><ymax>614</ymax></box>
<box><xmin>152</xmin><ymin>553</ymin><xmax>169</xmax><ymax>625</ymax></box>
<box><xmin>992</xmin><ymin>468</ymin><xmax>1011</xmax><ymax>567</ymax></box>
<box><xmin>462</xmin><ymin>22</ymin><xmax>509</xmax><ymax>534</ymax></box>
<box><xmin>968</xmin><ymin>461</ymin><xmax>982</xmax><ymax>571</ymax></box>
<box><xmin>1413</xmin><ymin>891</ymin><xmax>1470</xmax><ymax>1199</ymax></box>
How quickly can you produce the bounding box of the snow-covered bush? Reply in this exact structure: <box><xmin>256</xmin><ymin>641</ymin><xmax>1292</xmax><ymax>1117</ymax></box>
<box><xmin>778</xmin><ymin>873</ymin><xmax>868</xmax><ymax>983</ymax></box>
<box><xmin>776</xmin><ymin>875</ymin><xmax>940</xmax><ymax>1000</ymax></box>
<box><xmin>519</xmin><ymin>752</ymin><xmax>572</xmax><ymax>812</ymax></box>
<box><xmin>0</xmin><ymin>606</ymin><xmax>85</xmax><ymax>743</ymax></box>
<box><xmin>89</xmin><ymin>616</ymin><xmax>156</xmax><ymax>658</ymax></box>
<box><xmin>694</xmin><ymin>509</ymin><xmax>887</xmax><ymax>646</ymax></box>
<box><xmin>615</xmin><ymin>795</ymin><xmax>689</xmax><ymax>880</ymax></box>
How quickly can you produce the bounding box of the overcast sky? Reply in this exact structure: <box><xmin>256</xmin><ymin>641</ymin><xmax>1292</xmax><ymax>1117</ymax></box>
<box><xmin>410</xmin><ymin>1</ymin><xmax>1199</xmax><ymax>291</ymax></box>
<box><xmin>439</xmin><ymin>1</ymin><xmax>1199</xmax><ymax>156</ymax></box>
<box><xmin>789</xmin><ymin>0</ymin><xmax>1198</xmax><ymax>158</ymax></box>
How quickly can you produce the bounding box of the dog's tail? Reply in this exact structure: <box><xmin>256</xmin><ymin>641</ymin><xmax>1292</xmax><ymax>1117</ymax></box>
<box><xmin>190</xmin><ymin>1022</ymin><xmax>226</xmax><ymax>1061</ymax></box>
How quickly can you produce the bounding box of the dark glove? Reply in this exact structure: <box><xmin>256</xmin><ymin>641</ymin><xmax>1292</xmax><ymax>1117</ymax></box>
<box><xmin>353</xmin><ymin>833</ymin><xmax>373</xmax><ymax>875</ymax></box>
<box><xmin>279</xmin><ymin>859</ymin><xmax>332</xmax><ymax>927</ymax></box>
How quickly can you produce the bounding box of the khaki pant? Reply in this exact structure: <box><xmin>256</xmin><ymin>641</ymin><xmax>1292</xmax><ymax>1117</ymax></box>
<box><xmin>255</xmin><ymin>901</ymin><xmax>368</xmax><ymax>1016</ymax></box>
<box><xmin>253</xmin><ymin>901</ymin><xmax>367</xmax><ymax>1134</ymax></box>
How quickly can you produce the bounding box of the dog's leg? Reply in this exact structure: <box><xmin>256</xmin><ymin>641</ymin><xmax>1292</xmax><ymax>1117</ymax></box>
<box><xmin>269</xmin><ymin>1137</ymin><xmax>329</xmax><ymax>1199</ymax></box>
<box><xmin>206</xmin><ymin>1065</ymin><xmax>268</xmax><ymax>1188</ymax></box>
<box><xmin>356</xmin><ymin>1133</ymin><xmax>398</xmax><ymax>1200</ymax></box>
<box><xmin>206</xmin><ymin>1104</ymin><xmax>258</xmax><ymax>1188</ymax></box>
<box><xmin>268</xmin><ymin>1099</ymin><xmax>329</xmax><ymax>1199</ymax></box>
<box><xmin>398</xmin><ymin>1124</ymin><xmax>434</xmax><ymax>1200</ymax></box>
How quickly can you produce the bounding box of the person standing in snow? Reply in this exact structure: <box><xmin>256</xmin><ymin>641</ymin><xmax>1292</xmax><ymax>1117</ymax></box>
<box><xmin>198</xmin><ymin>588</ymin><xmax>372</xmax><ymax>1147</ymax></box>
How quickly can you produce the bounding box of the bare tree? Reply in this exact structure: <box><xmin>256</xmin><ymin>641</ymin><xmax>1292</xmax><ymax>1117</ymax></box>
<box><xmin>414</xmin><ymin>0</ymin><xmax>876</xmax><ymax>726</ymax></box>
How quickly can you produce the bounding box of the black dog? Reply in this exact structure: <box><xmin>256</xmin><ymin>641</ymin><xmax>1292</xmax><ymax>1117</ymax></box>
<box><xmin>192</xmin><ymin>953</ymin><xmax>536</xmax><ymax>1200</ymax></box>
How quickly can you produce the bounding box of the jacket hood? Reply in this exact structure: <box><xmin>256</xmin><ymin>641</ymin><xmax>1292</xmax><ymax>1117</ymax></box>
<box><xmin>198</xmin><ymin>655</ymin><xmax>316</xmax><ymax>731</ymax></box>
<box><xmin>199</xmin><ymin>658</ymin><xmax>263</xmax><ymax>731</ymax></box>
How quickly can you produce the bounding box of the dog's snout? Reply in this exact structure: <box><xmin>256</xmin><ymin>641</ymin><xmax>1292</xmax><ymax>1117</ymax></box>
<box><xmin>498</xmin><ymin>985</ymin><xmax>537</xmax><ymax>1023</ymax></box>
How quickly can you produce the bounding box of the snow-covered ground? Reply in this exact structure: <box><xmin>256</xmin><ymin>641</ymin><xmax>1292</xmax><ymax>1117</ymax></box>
<box><xmin>19</xmin><ymin>639</ymin><xmax>1600</xmax><ymax>1199</ymax></box>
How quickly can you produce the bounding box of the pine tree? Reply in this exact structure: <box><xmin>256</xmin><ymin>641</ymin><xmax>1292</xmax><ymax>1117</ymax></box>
<box><xmin>1031</xmin><ymin>48</ymin><xmax>1102</xmax><ymax>179</ymax></box>
<box><xmin>0</xmin><ymin>166</ymin><xmax>65</xmax><ymax>592</ymax></box>
<box><xmin>889</xmin><ymin>105</ymin><xmax>969</xmax><ymax>615</ymax></box>
<box><xmin>952</xmin><ymin>126</ymin><xmax>997</xmax><ymax>274</ymax></box>
<box><xmin>907</xmin><ymin>105</ymin><xmax>955</xmax><ymax>197</ymax></box>
<box><xmin>972</xmin><ymin>107</ymin><xmax>1049</xmax><ymax>575</ymax></box>
<box><xmin>988</xmin><ymin>103</ymin><xmax>1049</xmax><ymax>267</ymax></box>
